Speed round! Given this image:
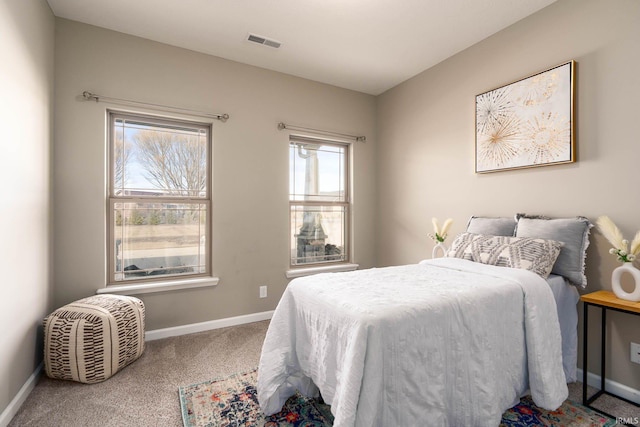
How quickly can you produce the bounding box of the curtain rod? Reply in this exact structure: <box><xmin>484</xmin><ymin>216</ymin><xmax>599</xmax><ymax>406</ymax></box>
<box><xmin>277</xmin><ymin>122</ymin><xmax>366</xmax><ymax>142</ymax></box>
<box><xmin>81</xmin><ymin>91</ymin><xmax>229</xmax><ymax>122</ymax></box>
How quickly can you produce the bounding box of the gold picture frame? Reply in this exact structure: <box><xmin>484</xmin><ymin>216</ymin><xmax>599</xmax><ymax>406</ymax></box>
<box><xmin>475</xmin><ymin>61</ymin><xmax>575</xmax><ymax>173</ymax></box>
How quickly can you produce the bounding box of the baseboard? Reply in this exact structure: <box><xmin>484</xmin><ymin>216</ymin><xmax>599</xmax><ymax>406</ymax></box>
<box><xmin>5</xmin><ymin>338</ymin><xmax>636</xmax><ymax>425</ymax></box>
<box><xmin>144</xmin><ymin>310</ymin><xmax>274</xmax><ymax>341</ymax></box>
<box><xmin>0</xmin><ymin>362</ymin><xmax>43</xmax><ymax>427</ymax></box>
<box><xmin>577</xmin><ymin>368</ymin><xmax>640</xmax><ymax>405</ymax></box>
<box><xmin>1</xmin><ymin>312</ymin><xmax>273</xmax><ymax>426</ymax></box>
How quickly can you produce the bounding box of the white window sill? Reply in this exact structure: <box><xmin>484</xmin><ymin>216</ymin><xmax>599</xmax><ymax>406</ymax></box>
<box><xmin>285</xmin><ymin>263</ymin><xmax>359</xmax><ymax>279</ymax></box>
<box><xmin>96</xmin><ymin>276</ymin><xmax>220</xmax><ymax>296</ymax></box>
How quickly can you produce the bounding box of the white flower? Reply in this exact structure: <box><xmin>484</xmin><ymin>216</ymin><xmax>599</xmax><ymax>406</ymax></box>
<box><xmin>429</xmin><ymin>218</ymin><xmax>453</xmax><ymax>243</ymax></box>
<box><xmin>597</xmin><ymin>216</ymin><xmax>640</xmax><ymax>263</ymax></box>
<box><xmin>597</xmin><ymin>216</ymin><xmax>625</xmax><ymax>250</ymax></box>
<box><xmin>441</xmin><ymin>219</ymin><xmax>453</xmax><ymax>238</ymax></box>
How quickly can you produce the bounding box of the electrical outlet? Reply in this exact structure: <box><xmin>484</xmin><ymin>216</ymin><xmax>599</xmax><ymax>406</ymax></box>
<box><xmin>631</xmin><ymin>342</ymin><xmax>640</xmax><ymax>364</ymax></box>
<box><xmin>259</xmin><ymin>285</ymin><xmax>267</xmax><ymax>298</ymax></box>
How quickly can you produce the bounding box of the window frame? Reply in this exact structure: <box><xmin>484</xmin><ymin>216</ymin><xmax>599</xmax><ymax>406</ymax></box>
<box><xmin>288</xmin><ymin>135</ymin><xmax>351</xmax><ymax>269</ymax></box>
<box><xmin>106</xmin><ymin>110</ymin><xmax>213</xmax><ymax>286</ymax></box>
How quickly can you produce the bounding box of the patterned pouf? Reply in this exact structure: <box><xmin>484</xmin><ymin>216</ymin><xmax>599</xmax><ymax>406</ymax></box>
<box><xmin>43</xmin><ymin>294</ymin><xmax>145</xmax><ymax>383</ymax></box>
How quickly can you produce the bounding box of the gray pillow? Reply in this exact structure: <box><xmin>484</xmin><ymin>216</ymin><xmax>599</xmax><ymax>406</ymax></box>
<box><xmin>466</xmin><ymin>216</ymin><xmax>517</xmax><ymax>236</ymax></box>
<box><xmin>447</xmin><ymin>232</ymin><xmax>563</xmax><ymax>278</ymax></box>
<box><xmin>514</xmin><ymin>214</ymin><xmax>592</xmax><ymax>288</ymax></box>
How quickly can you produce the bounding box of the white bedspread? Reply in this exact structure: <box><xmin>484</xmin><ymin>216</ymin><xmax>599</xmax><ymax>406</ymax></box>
<box><xmin>257</xmin><ymin>258</ymin><xmax>568</xmax><ymax>427</ymax></box>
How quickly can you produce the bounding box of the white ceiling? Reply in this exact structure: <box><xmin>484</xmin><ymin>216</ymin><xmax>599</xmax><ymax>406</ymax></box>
<box><xmin>46</xmin><ymin>0</ymin><xmax>556</xmax><ymax>95</ymax></box>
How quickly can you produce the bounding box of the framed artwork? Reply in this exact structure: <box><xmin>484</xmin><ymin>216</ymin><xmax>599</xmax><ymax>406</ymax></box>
<box><xmin>475</xmin><ymin>61</ymin><xmax>575</xmax><ymax>173</ymax></box>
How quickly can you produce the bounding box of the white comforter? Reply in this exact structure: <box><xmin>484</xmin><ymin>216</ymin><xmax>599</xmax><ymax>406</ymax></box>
<box><xmin>257</xmin><ymin>258</ymin><xmax>568</xmax><ymax>427</ymax></box>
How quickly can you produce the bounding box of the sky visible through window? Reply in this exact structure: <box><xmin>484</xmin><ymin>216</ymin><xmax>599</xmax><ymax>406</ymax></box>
<box><xmin>290</xmin><ymin>143</ymin><xmax>345</xmax><ymax>200</ymax></box>
<box><xmin>115</xmin><ymin>119</ymin><xmax>207</xmax><ymax>195</ymax></box>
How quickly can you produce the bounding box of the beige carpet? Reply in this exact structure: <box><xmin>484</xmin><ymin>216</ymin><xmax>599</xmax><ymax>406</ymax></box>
<box><xmin>9</xmin><ymin>321</ymin><xmax>268</xmax><ymax>427</ymax></box>
<box><xmin>8</xmin><ymin>320</ymin><xmax>637</xmax><ymax>426</ymax></box>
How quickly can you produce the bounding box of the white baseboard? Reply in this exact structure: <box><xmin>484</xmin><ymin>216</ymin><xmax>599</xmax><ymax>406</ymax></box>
<box><xmin>2</xmin><ymin>311</ymin><xmax>273</xmax><ymax>426</ymax></box>
<box><xmin>4</xmin><ymin>339</ymin><xmax>638</xmax><ymax>426</ymax></box>
<box><xmin>0</xmin><ymin>362</ymin><xmax>43</xmax><ymax>427</ymax></box>
<box><xmin>144</xmin><ymin>310</ymin><xmax>274</xmax><ymax>341</ymax></box>
<box><xmin>577</xmin><ymin>368</ymin><xmax>640</xmax><ymax>405</ymax></box>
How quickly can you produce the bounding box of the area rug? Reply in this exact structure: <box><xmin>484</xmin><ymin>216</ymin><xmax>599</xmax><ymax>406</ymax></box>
<box><xmin>179</xmin><ymin>369</ymin><xmax>615</xmax><ymax>427</ymax></box>
<box><xmin>500</xmin><ymin>395</ymin><xmax>617</xmax><ymax>427</ymax></box>
<box><xmin>179</xmin><ymin>368</ymin><xmax>333</xmax><ymax>427</ymax></box>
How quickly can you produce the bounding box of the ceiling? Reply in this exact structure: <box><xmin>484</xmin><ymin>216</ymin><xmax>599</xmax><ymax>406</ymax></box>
<box><xmin>46</xmin><ymin>0</ymin><xmax>556</xmax><ymax>95</ymax></box>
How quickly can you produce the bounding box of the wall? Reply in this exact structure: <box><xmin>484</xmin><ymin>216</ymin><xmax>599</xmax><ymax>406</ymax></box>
<box><xmin>377</xmin><ymin>0</ymin><xmax>640</xmax><ymax>391</ymax></box>
<box><xmin>0</xmin><ymin>0</ymin><xmax>54</xmax><ymax>421</ymax></box>
<box><xmin>53</xmin><ymin>19</ymin><xmax>377</xmax><ymax>330</ymax></box>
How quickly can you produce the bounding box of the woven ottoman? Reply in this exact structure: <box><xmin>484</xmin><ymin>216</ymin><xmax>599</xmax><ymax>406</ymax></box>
<box><xmin>44</xmin><ymin>294</ymin><xmax>145</xmax><ymax>383</ymax></box>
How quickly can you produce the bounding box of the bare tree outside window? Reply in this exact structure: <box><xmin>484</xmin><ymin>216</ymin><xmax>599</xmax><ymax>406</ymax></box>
<box><xmin>113</xmin><ymin>128</ymin><xmax>132</xmax><ymax>192</ymax></box>
<box><xmin>134</xmin><ymin>129</ymin><xmax>206</xmax><ymax>197</ymax></box>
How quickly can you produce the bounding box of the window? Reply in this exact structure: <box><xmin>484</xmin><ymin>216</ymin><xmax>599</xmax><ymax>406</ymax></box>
<box><xmin>289</xmin><ymin>136</ymin><xmax>349</xmax><ymax>266</ymax></box>
<box><xmin>108</xmin><ymin>111</ymin><xmax>211</xmax><ymax>284</ymax></box>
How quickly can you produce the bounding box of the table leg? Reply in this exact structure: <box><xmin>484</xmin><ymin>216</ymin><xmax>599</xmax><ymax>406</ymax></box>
<box><xmin>600</xmin><ymin>307</ymin><xmax>606</xmax><ymax>393</ymax></box>
<box><xmin>582</xmin><ymin>301</ymin><xmax>588</xmax><ymax>405</ymax></box>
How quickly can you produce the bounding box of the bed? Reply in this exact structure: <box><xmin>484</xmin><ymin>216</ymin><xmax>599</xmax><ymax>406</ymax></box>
<box><xmin>257</xmin><ymin>215</ymin><xmax>591</xmax><ymax>426</ymax></box>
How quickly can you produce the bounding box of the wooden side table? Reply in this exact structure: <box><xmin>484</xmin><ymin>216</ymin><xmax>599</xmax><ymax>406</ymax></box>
<box><xmin>581</xmin><ymin>290</ymin><xmax>640</xmax><ymax>417</ymax></box>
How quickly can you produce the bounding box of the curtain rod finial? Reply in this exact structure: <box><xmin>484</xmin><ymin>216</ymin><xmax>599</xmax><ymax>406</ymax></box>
<box><xmin>277</xmin><ymin>122</ymin><xmax>286</xmax><ymax>131</ymax></box>
<box><xmin>220</xmin><ymin>113</ymin><xmax>229</xmax><ymax>122</ymax></box>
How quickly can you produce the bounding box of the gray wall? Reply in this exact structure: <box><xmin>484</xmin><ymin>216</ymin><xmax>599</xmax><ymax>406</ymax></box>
<box><xmin>0</xmin><ymin>0</ymin><xmax>54</xmax><ymax>419</ymax></box>
<box><xmin>5</xmin><ymin>0</ymin><xmax>640</xmax><ymax>419</ymax></box>
<box><xmin>377</xmin><ymin>0</ymin><xmax>640</xmax><ymax>390</ymax></box>
<box><xmin>53</xmin><ymin>19</ymin><xmax>377</xmax><ymax>331</ymax></box>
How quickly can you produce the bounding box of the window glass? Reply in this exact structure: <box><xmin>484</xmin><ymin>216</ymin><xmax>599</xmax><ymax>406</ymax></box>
<box><xmin>109</xmin><ymin>112</ymin><xmax>211</xmax><ymax>284</ymax></box>
<box><xmin>290</xmin><ymin>143</ymin><xmax>345</xmax><ymax>202</ymax></box>
<box><xmin>113</xmin><ymin>118</ymin><xmax>208</xmax><ymax>198</ymax></box>
<box><xmin>289</xmin><ymin>138</ymin><xmax>349</xmax><ymax>266</ymax></box>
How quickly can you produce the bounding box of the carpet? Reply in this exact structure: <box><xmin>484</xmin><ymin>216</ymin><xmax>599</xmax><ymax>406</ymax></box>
<box><xmin>179</xmin><ymin>369</ymin><xmax>616</xmax><ymax>427</ymax></box>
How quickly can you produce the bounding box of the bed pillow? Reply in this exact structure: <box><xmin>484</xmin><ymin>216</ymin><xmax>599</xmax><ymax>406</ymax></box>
<box><xmin>446</xmin><ymin>232</ymin><xmax>476</xmax><ymax>261</ymax></box>
<box><xmin>447</xmin><ymin>232</ymin><xmax>563</xmax><ymax>278</ymax></box>
<box><xmin>466</xmin><ymin>216</ymin><xmax>517</xmax><ymax>236</ymax></box>
<box><xmin>514</xmin><ymin>214</ymin><xmax>592</xmax><ymax>288</ymax></box>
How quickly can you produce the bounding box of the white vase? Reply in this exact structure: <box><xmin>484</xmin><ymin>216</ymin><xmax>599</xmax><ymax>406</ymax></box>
<box><xmin>611</xmin><ymin>262</ymin><xmax>640</xmax><ymax>302</ymax></box>
<box><xmin>432</xmin><ymin>242</ymin><xmax>447</xmax><ymax>259</ymax></box>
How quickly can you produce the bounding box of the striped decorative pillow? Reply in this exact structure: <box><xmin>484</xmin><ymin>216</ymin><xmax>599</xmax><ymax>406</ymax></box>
<box><xmin>447</xmin><ymin>233</ymin><xmax>563</xmax><ymax>278</ymax></box>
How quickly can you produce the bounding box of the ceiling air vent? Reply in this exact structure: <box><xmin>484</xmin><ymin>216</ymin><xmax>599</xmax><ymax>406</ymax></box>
<box><xmin>247</xmin><ymin>33</ymin><xmax>281</xmax><ymax>49</ymax></box>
